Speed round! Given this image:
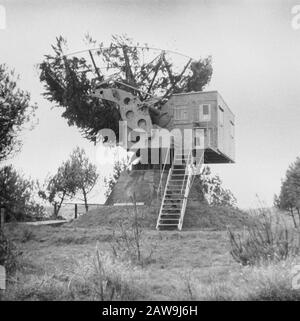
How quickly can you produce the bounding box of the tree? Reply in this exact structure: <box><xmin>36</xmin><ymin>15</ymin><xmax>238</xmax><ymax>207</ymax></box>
<box><xmin>104</xmin><ymin>158</ymin><xmax>128</xmax><ymax>199</ymax></box>
<box><xmin>0</xmin><ymin>64</ymin><xmax>37</xmax><ymax>161</ymax></box>
<box><xmin>68</xmin><ymin>147</ymin><xmax>99</xmax><ymax>212</ymax></box>
<box><xmin>39</xmin><ymin>161</ymin><xmax>77</xmax><ymax>217</ymax></box>
<box><xmin>194</xmin><ymin>166</ymin><xmax>237</xmax><ymax>207</ymax></box>
<box><xmin>39</xmin><ymin>148</ymin><xmax>98</xmax><ymax>215</ymax></box>
<box><xmin>275</xmin><ymin>157</ymin><xmax>300</xmax><ymax>227</ymax></box>
<box><xmin>0</xmin><ymin>165</ymin><xmax>44</xmax><ymax>221</ymax></box>
<box><xmin>39</xmin><ymin>35</ymin><xmax>212</xmax><ymax>142</ymax></box>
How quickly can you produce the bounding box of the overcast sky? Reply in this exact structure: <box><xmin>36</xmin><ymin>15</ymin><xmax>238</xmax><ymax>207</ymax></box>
<box><xmin>1</xmin><ymin>0</ymin><xmax>300</xmax><ymax>208</ymax></box>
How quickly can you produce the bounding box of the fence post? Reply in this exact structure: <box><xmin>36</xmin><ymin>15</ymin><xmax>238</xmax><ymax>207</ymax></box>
<box><xmin>54</xmin><ymin>202</ymin><xmax>57</xmax><ymax>218</ymax></box>
<box><xmin>0</xmin><ymin>208</ymin><xmax>5</xmax><ymax>231</ymax></box>
<box><xmin>74</xmin><ymin>203</ymin><xmax>78</xmax><ymax>219</ymax></box>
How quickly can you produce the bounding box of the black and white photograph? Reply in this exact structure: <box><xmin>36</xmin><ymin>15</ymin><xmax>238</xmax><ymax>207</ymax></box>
<box><xmin>1</xmin><ymin>0</ymin><xmax>300</xmax><ymax>307</ymax></box>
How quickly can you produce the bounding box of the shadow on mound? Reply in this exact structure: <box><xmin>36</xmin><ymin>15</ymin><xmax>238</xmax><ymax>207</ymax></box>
<box><xmin>183</xmin><ymin>200</ymin><xmax>251</xmax><ymax>230</ymax></box>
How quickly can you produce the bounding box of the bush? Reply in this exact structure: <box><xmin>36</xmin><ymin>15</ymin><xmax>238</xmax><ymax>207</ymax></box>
<box><xmin>0</xmin><ymin>165</ymin><xmax>46</xmax><ymax>222</ymax></box>
<box><xmin>228</xmin><ymin>209</ymin><xmax>300</xmax><ymax>266</ymax></box>
<box><xmin>110</xmin><ymin>201</ymin><xmax>156</xmax><ymax>266</ymax></box>
<box><xmin>0</xmin><ymin>230</ymin><xmax>22</xmax><ymax>275</ymax></box>
<box><xmin>20</xmin><ymin>227</ymin><xmax>35</xmax><ymax>243</ymax></box>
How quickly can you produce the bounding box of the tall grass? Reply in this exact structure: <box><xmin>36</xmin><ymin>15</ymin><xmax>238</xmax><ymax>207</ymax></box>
<box><xmin>178</xmin><ymin>259</ymin><xmax>300</xmax><ymax>301</ymax></box>
<box><xmin>228</xmin><ymin>208</ymin><xmax>300</xmax><ymax>266</ymax></box>
<box><xmin>3</xmin><ymin>246</ymin><xmax>144</xmax><ymax>301</ymax></box>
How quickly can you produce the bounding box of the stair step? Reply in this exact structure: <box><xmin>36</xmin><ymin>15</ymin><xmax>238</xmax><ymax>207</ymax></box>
<box><xmin>167</xmin><ymin>186</ymin><xmax>185</xmax><ymax>189</ymax></box>
<box><xmin>165</xmin><ymin>193</ymin><xmax>184</xmax><ymax>195</ymax></box>
<box><xmin>165</xmin><ymin>193</ymin><xmax>183</xmax><ymax>195</ymax></box>
<box><xmin>167</xmin><ymin>187</ymin><xmax>184</xmax><ymax>189</ymax></box>
<box><xmin>168</xmin><ymin>183</ymin><xmax>185</xmax><ymax>185</ymax></box>
<box><xmin>158</xmin><ymin>227</ymin><xmax>178</xmax><ymax>231</ymax></box>
<box><xmin>166</xmin><ymin>192</ymin><xmax>184</xmax><ymax>194</ymax></box>
<box><xmin>160</xmin><ymin>216</ymin><xmax>180</xmax><ymax>219</ymax></box>
<box><xmin>158</xmin><ymin>223</ymin><xmax>178</xmax><ymax>226</ymax></box>
<box><xmin>163</xmin><ymin>201</ymin><xmax>181</xmax><ymax>204</ymax></box>
<box><xmin>163</xmin><ymin>206</ymin><xmax>181</xmax><ymax>209</ymax></box>
<box><xmin>161</xmin><ymin>211</ymin><xmax>181</xmax><ymax>214</ymax></box>
<box><xmin>164</xmin><ymin>196</ymin><xmax>183</xmax><ymax>198</ymax></box>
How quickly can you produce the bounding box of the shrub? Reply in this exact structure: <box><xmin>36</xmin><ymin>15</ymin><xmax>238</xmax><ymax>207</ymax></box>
<box><xmin>110</xmin><ymin>201</ymin><xmax>156</xmax><ymax>266</ymax></box>
<box><xmin>20</xmin><ymin>227</ymin><xmax>35</xmax><ymax>243</ymax></box>
<box><xmin>0</xmin><ymin>230</ymin><xmax>22</xmax><ymax>275</ymax></box>
<box><xmin>228</xmin><ymin>209</ymin><xmax>300</xmax><ymax>266</ymax></box>
<box><xmin>194</xmin><ymin>166</ymin><xmax>237</xmax><ymax>207</ymax></box>
<box><xmin>0</xmin><ymin>165</ymin><xmax>46</xmax><ymax>222</ymax></box>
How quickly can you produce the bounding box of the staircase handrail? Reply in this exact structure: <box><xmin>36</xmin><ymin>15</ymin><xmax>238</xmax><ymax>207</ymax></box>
<box><xmin>156</xmin><ymin>167</ymin><xmax>172</xmax><ymax>230</ymax></box>
<box><xmin>157</xmin><ymin>146</ymin><xmax>171</xmax><ymax>199</ymax></box>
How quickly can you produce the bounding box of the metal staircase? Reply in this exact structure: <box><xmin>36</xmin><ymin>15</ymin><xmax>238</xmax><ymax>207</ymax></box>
<box><xmin>156</xmin><ymin>148</ymin><xmax>204</xmax><ymax>231</ymax></box>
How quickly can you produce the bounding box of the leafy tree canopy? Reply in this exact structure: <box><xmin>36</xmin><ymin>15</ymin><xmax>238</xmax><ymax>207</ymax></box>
<box><xmin>0</xmin><ymin>165</ymin><xmax>44</xmax><ymax>221</ymax></box>
<box><xmin>68</xmin><ymin>147</ymin><xmax>99</xmax><ymax>212</ymax></box>
<box><xmin>38</xmin><ymin>159</ymin><xmax>77</xmax><ymax>217</ymax></box>
<box><xmin>275</xmin><ymin>157</ymin><xmax>300</xmax><ymax>227</ymax></box>
<box><xmin>195</xmin><ymin>166</ymin><xmax>237</xmax><ymax>207</ymax></box>
<box><xmin>39</xmin><ymin>35</ymin><xmax>212</xmax><ymax>142</ymax></box>
<box><xmin>0</xmin><ymin>64</ymin><xmax>37</xmax><ymax>161</ymax></box>
<box><xmin>39</xmin><ymin>147</ymin><xmax>99</xmax><ymax>215</ymax></box>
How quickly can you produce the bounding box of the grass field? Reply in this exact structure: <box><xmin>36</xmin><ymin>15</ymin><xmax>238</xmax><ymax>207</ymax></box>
<box><xmin>2</xmin><ymin>204</ymin><xmax>300</xmax><ymax>301</ymax></box>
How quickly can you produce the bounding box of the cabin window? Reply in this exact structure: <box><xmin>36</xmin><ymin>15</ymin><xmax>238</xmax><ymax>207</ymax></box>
<box><xmin>230</xmin><ymin>121</ymin><xmax>235</xmax><ymax>138</ymax></box>
<box><xmin>199</xmin><ymin>104</ymin><xmax>211</xmax><ymax>121</ymax></box>
<box><xmin>219</xmin><ymin>106</ymin><xmax>224</xmax><ymax>126</ymax></box>
<box><xmin>174</xmin><ymin>107</ymin><xmax>188</xmax><ymax>121</ymax></box>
